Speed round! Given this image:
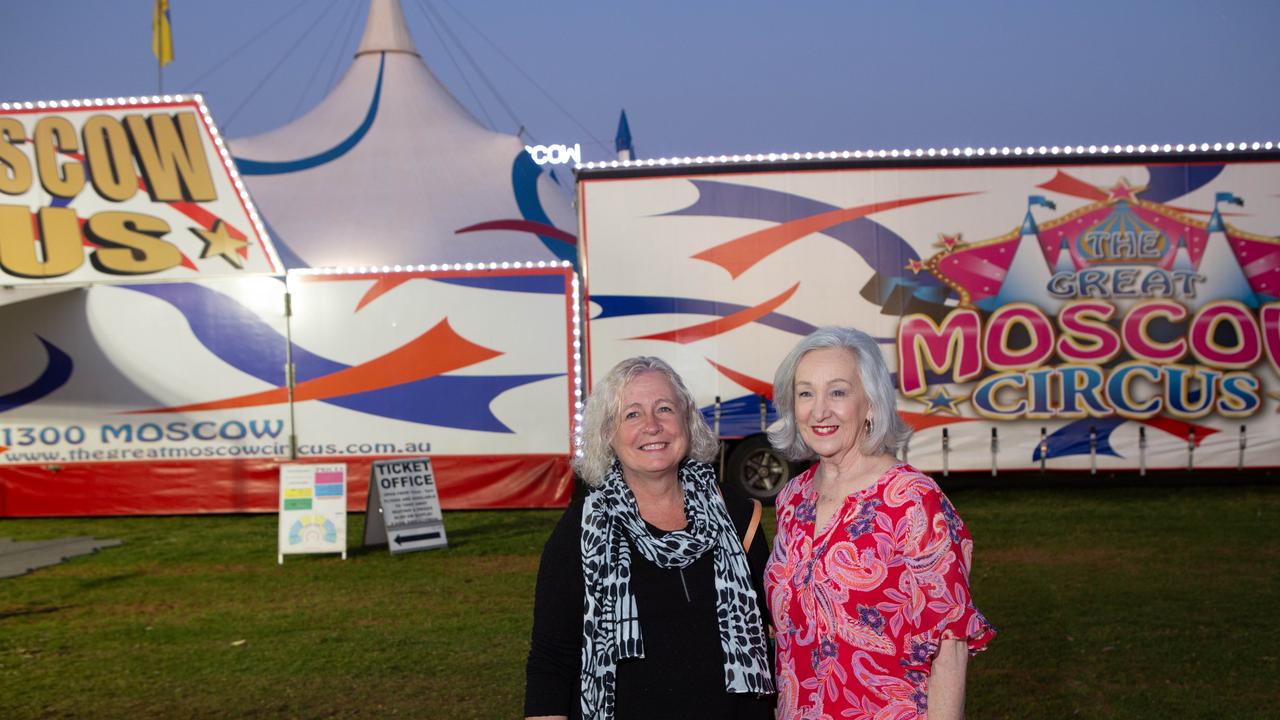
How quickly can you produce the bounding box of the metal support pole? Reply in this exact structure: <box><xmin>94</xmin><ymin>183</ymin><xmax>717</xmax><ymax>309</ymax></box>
<box><xmin>283</xmin><ymin>288</ymin><xmax>298</xmax><ymax>460</ymax></box>
<box><xmin>1138</xmin><ymin>426</ymin><xmax>1147</xmax><ymax>477</ymax></box>
<box><xmin>713</xmin><ymin>396</ymin><xmax>725</xmax><ymax>481</ymax></box>
<box><xmin>1187</xmin><ymin>428</ymin><xmax>1196</xmax><ymax>471</ymax></box>
<box><xmin>1238</xmin><ymin>424</ymin><xmax>1247</xmax><ymax>471</ymax></box>
<box><xmin>990</xmin><ymin>427</ymin><xmax>998</xmax><ymax>477</ymax></box>
<box><xmin>941</xmin><ymin>428</ymin><xmax>950</xmax><ymax>478</ymax></box>
<box><xmin>1039</xmin><ymin>427</ymin><xmax>1048</xmax><ymax>473</ymax></box>
<box><xmin>1089</xmin><ymin>426</ymin><xmax>1098</xmax><ymax>476</ymax></box>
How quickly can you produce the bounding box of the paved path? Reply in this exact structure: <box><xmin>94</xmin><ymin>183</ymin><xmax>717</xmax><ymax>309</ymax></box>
<box><xmin>0</xmin><ymin>537</ymin><xmax>122</xmax><ymax>579</ymax></box>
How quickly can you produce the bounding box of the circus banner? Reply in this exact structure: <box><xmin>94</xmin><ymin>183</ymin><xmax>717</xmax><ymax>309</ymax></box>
<box><xmin>285</xmin><ymin>266</ymin><xmax>579</xmax><ymax>463</ymax></box>
<box><xmin>579</xmin><ymin>156</ymin><xmax>1280</xmax><ymax>473</ymax></box>
<box><xmin>0</xmin><ymin>96</ymin><xmax>280</xmax><ymax>286</ymax></box>
<box><xmin>0</xmin><ymin>265</ymin><xmax>579</xmax><ymax>515</ymax></box>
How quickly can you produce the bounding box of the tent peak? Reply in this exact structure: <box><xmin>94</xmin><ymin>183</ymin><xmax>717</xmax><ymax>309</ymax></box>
<box><xmin>615</xmin><ymin>109</ymin><xmax>634</xmax><ymax>160</ymax></box>
<box><xmin>355</xmin><ymin>0</ymin><xmax>420</xmax><ymax>58</ymax></box>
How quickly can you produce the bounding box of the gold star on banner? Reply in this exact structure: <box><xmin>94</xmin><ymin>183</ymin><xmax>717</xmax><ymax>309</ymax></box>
<box><xmin>936</xmin><ymin>233</ymin><xmax>963</xmax><ymax>251</ymax></box>
<box><xmin>192</xmin><ymin>220</ymin><xmax>248</xmax><ymax>268</ymax></box>
<box><xmin>920</xmin><ymin>389</ymin><xmax>967</xmax><ymax>416</ymax></box>
<box><xmin>905</xmin><ymin>259</ymin><xmax>925</xmax><ymax>274</ymax></box>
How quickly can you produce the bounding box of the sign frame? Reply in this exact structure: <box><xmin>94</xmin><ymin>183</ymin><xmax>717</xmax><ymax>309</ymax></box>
<box><xmin>277</xmin><ymin>463</ymin><xmax>348</xmax><ymax>563</ymax></box>
<box><xmin>362</xmin><ymin>457</ymin><xmax>448</xmax><ymax>554</ymax></box>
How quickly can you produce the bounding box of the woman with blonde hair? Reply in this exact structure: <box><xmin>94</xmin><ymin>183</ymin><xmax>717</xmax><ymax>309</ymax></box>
<box><xmin>525</xmin><ymin>356</ymin><xmax>774</xmax><ymax>719</ymax></box>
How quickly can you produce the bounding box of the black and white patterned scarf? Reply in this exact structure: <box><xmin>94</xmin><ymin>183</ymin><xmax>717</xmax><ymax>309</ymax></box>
<box><xmin>579</xmin><ymin>459</ymin><xmax>774</xmax><ymax>719</ymax></box>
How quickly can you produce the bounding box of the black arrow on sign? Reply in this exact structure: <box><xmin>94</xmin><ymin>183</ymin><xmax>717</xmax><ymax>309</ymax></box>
<box><xmin>394</xmin><ymin>531</ymin><xmax>442</xmax><ymax>544</ymax></box>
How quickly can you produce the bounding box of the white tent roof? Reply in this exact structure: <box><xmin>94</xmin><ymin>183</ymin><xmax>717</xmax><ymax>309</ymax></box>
<box><xmin>227</xmin><ymin>0</ymin><xmax>576</xmax><ymax>269</ymax></box>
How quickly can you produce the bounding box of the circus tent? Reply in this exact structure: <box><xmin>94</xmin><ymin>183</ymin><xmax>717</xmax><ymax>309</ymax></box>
<box><xmin>227</xmin><ymin>0</ymin><xmax>577</xmax><ymax>270</ymax></box>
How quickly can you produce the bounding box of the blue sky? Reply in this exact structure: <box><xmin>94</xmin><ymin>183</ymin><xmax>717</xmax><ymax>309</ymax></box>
<box><xmin>2</xmin><ymin>0</ymin><xmax>1278</xmax><ymax>162</ymax></box>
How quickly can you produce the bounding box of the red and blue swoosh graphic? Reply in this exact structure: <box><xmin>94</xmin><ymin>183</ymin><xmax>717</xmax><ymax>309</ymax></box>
<box><xmin>123</xmin><ymin>283</ymin><xmax>559</xmax><ymax>433</ymax></box>
<box><xmin>592</xmin><ymin>180</ymin><xmax>972</xmax><ymax>438</ymax></box>
<box><xmin>454</xmin><ymin>150</ymin><xmax>579</xmax><ymax>269</ymax></box>
<box><xmin>1034</xmin><ymin>413</ymin><xmax>1218</xmax><ymax>462</ymax></box>
<box><xmin>352</xmin><ymin>266</ymin><xmax>568</xmax><ymax>312</ymax></box>
<box><xmin>666</xmin><ymin>180</ymin><xmax>961</xmax><ymax>314</ymax></box>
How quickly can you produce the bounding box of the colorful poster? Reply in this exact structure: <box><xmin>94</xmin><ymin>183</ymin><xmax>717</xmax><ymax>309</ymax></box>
<box><xmin>278</xmin><ymin>463</ymin><xmax>347</xmax><ymax>561</ymax></box>
<box><xmin>580</xmin><ymin>158</ymin><xmax>1280</xmax><ymax>472</ymax></box>
<box><xmin>0</xmin><ymin>96</ymin><xmax>280</xmax><ymax>286</ymax></box>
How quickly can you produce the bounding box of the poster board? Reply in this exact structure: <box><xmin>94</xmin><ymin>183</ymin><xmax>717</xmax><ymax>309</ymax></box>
<box><xmin>277</xmin><ymin>463</ymin><xmax>347</xmax><ymax>563</ymax></box>
<box><xmin>363</xmin><ymin>458</ymin><xmax>448</xmax><ymax>554</ymax></box>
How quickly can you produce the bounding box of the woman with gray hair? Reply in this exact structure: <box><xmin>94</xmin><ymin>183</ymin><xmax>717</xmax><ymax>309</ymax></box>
<box><xmin>764</xmin><ymin>327</ymin><xmax>995</xmax><ymax>720</ymax></box>
<box><xmin>525</xmin><ymin>356</ymin><xmax>775</xmax><ymax>720</ymax></box>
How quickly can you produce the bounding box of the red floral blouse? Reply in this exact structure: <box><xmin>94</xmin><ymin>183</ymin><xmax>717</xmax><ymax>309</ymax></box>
<box><xmin>765</xmin><ymin>463</ymin><xmax>995</xmax><ymax>719</ymax></box>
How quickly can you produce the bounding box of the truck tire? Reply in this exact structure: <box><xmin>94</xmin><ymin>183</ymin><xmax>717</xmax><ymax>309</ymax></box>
<box><xmin>726</xmin><ymin>435</ymin><xmax>794</xmax><ymax>502</ymax></box>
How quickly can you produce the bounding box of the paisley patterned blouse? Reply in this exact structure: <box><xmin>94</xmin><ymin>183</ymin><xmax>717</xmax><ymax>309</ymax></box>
<box><xmin>765</xmin><ymin>463</ymin><xmax>995</xmax><ymax>719</ymax></box>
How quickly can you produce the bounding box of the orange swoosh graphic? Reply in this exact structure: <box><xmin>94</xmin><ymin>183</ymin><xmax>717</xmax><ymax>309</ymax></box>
<box><xmin>1036</xmin><ymin>171</ymin><xmax>1109</xmax><ymax>203</ymax></box>
<box><xmin>899</xmin><ymin>411</ymin><xmax>974</xmax><ymax>431</ymax></box>
<box><xmin>355</xmin><ymin>277</ymin><xmax>412</xmax><ymax>311</ymax></box>
<box><xmin>693</xmin><ymin>192</ymin><xmax>975</xmax><ymax>278</ymax></box>
<box><xmin>706</xmin><ymin>359</ymin><xmax>773</xmax><ymax>400</ymax></box>
<box><xmin>132</xmin><ymin>318</ymin><xmax>500</xmax><ymax>413</ymax></box>
<box><xmin>1140</xmin><ymin>416</ymin><xmax>1218</xmax><ymax>446</ymax></box>
<box><xmin>631</xmin><ymin>283</ymin><xmax>799</xmax><ymax>344</ymax></box>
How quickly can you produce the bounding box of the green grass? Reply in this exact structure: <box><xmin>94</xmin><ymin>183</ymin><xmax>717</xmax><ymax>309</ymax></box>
<box><xmin>1</xmin><ymin>484</ymin><xmax>1277</xmax><ymax>718</ymax></box>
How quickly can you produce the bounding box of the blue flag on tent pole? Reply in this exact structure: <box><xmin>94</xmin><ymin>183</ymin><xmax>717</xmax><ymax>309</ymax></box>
<box><xmin>615</xmin><ymin>109</ymin><xmax>634</xmax><ymax>159</ymax></box>
<box><xmin>1215</xmin><ymin>192</ymin><xmax>1244</xmax><ymax>207</ymax></box>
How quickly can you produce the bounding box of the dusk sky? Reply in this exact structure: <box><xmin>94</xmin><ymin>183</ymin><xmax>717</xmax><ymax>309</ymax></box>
<box><xmin>2</xmin><ymin>0</ymin><xmax>1278</xmax><ymax>162</ymax></box>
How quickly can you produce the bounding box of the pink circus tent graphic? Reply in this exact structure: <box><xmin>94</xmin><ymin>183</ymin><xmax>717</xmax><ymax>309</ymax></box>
<box><xmin>925</xmin><ymin>174</ymin><xmax>1279</xmax><ymax>309</ymax></box>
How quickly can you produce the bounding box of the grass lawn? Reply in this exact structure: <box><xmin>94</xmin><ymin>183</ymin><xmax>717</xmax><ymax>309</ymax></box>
<box><xmin>2</xmin><ymin>482</ymin><xmax>1278</xmax><ymax>718</ymax></box>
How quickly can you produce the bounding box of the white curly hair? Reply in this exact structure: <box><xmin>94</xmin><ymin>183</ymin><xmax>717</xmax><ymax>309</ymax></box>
<box><xmin>575</xmin><ymin>356</ymin><xmax>719</xmax><ymax>487</ymax></box>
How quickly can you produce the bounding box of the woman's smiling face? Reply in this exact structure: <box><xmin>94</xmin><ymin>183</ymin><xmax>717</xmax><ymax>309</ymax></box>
<box><xmin>794</xmin><ymin>347</ymin><xmax>870</xmax><ymax>463</ymax></box>
<box><xmin>610</xmin><ymin>370</ymin><xmax>689</xmax><ymax>483</ymax></box>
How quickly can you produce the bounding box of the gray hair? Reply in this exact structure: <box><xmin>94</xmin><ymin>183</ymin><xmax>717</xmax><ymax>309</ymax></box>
<box><xmin>575</xmin><ymin>356</ymin><xmax>720</xmax><ymax>487</ymax></box>
<box><xmin>767</xmin><ymin>326</ymin><xmax>912</xmax><ymax>461</ymax></box>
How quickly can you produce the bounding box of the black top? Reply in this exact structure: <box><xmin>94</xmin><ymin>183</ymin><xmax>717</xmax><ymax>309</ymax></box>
<box><xmin>524</xmin><ymin>482</ymin><xmax>774</xmax><ymax>720</ymax></box>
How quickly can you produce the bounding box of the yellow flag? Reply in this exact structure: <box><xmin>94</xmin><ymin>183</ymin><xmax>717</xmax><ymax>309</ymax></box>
<box><xmin>153</xmin><ymin>0</ymin><xmax>174</xmax><ymax>66</ymax></box>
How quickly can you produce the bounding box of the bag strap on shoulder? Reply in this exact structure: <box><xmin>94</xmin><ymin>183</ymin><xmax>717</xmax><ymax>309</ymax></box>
<box><xmin>742</xmin><ymin>499</ymin><xmax>762</xmax><ymax>553</ymax></box>
<box><xmin>714</xmin><ymin>482</ymin><xmax>763</xmax><ymax>552</ymax></box>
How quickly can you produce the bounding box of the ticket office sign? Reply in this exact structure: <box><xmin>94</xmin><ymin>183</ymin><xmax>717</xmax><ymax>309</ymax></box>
<box><xmin>363</xmin><ymin>457</ymin><xmax>447</xmax><ymax>554</ymax></box>
<box><xmin>278</xmin><ymin>463</ymin><xmax>347</xmax><ymax>562</ymax></box>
